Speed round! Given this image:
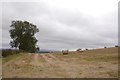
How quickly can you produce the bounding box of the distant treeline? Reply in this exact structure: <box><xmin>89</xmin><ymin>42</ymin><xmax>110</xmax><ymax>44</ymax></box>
<box><xmin>38</xmin><ymin>49</ymin><xmax>61</xmax><ymax>53</ymax></box>
<box><xmin>38</xmin><ymin>51</ymin><xmax>59</xmax><ymax>53</ymax></box>
<box><xmin>39</xmin><ymin>51</ymin><xmax>51</xmax><ymax>53</ymax></box>
<box><xmin>2</xmin><ymin>49</ymin><xmax>25</xmax><ymax>57</ymax></box>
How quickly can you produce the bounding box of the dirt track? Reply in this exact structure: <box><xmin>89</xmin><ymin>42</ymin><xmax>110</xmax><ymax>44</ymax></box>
<box><xmin>2</xmin><ymin>48</ymin><xmax>118</xmax><ymax>78</ymax></box>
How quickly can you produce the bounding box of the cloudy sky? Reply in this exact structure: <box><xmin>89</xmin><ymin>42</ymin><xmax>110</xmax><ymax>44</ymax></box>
<box><xmin>1</xmin><ymin>0</ymin><xmax>119</xmax><ymax>50</ymax></box>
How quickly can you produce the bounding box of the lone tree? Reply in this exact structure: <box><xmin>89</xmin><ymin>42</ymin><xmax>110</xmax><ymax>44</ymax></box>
<box><xmin>9</xmin><ymin>20</ymin><xmax>39</xmax><ymax>52</ymax></box>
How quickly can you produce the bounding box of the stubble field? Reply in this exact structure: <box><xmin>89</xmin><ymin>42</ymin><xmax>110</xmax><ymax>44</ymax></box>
<box><xmin>2</xmin><ymin>47</ymin><xmax>118</xmax><ymax>78</ymax></box>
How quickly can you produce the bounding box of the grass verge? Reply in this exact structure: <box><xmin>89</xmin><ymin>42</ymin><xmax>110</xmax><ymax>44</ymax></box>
<box><xmin>2</xmin><ymin>53</ymin><xmax>26</xmax><ymax>64</ymax></box>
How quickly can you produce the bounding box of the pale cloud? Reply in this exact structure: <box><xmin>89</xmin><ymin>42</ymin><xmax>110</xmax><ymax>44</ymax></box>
<box><xmin>1</xmin><ymin>0</ymin><xmax>118</xmax><ymax>50</ymax></box>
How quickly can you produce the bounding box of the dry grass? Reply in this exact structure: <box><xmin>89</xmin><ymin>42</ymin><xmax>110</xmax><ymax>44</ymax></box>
<box><xmin>2</xmin><ymin>53</ymin><xmax>26</xmax><ymax>64</ymax></box>
<box><xmin>2</xmin><ymin>47</ymin><xmax>118</xmax><ymax>78</ymax></box>
<box><xmin>0</xmin><ymin>58</ymin><xmax>2</xmax><ymax>78</ymax></box>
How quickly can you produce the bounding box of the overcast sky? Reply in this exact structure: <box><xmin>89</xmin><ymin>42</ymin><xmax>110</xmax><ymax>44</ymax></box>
<box><xmin>1</xmin><ymin>0</ymin><xmax>119</xmax><ymax>50</ymax></box>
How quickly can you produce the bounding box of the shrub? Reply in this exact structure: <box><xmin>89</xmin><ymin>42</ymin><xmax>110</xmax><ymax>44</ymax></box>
<box><xmin>104</xmin><ymin>47</ymin><xmax>107</xmax><ymax>48</ymax></box>
<box><xmin>115</xmin><ymin>45</ymin><xmax>119</xmax><ymax>47</ymax></box>
<box><xmin>76</xmin><ymin>49</ymin><xmax>81</xmax><ymax>51</ymax></box>
<box><xmin>2</xmin><ymin>49</ymin><xmax>22</xmax><ymax>57</ymax></box>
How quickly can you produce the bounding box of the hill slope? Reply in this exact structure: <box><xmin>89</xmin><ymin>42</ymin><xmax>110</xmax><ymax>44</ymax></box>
<box><xmin>2</xmin><ymin>47</ymin><xmax>118</xmax><ymax>78</ymax></box>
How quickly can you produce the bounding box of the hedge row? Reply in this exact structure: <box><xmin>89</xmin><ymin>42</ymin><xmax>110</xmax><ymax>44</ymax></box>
<box><xmin>2</xmin><ymin>49</ymin><xmax>25</xmax><ymax>57</ymax></box>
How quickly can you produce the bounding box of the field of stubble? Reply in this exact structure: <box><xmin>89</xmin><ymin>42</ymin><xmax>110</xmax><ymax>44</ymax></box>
<box><xmin>2</xmin><ymin>47</ymin><xmax>118</xmax><ymax>78</ymax></box>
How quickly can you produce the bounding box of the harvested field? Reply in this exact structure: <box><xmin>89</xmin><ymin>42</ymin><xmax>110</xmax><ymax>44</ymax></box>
<box><xmin>2</xmin><ymin>47</ymin><xmax>118</xmax><ymax>78</ymax></box>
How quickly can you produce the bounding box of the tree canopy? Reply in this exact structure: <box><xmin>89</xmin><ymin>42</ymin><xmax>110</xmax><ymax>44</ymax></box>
<box><xmin>9</xmin><ymin>20</ymin><xmax>39</xmax><ymax>52</ymax></box>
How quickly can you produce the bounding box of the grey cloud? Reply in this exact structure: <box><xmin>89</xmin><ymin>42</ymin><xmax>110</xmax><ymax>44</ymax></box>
<box><xmin>2</xmin><ymin>2</ymin><xmax>118</xmax><ymax>50</ymax></box>
<box><xmin>2</xmin><ymin>2</ymin><xmax>49</xmax><ymax>17</ymax></box>
<box><xmin>53</xmin><ymin>11</ymin><xmax>93</xmax><ymax>27</ymax></box>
